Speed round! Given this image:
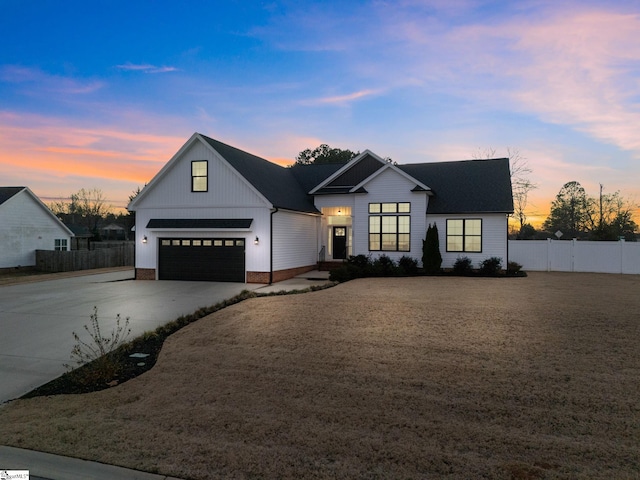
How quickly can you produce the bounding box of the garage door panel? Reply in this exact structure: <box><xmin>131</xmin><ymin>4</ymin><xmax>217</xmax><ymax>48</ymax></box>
<box><xmin>159</xmin><ymin>238</ymin><xmax>245</xmax><ymax>282</ymax></box>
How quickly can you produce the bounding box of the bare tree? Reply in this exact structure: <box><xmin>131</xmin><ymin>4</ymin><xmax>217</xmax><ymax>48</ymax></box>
<box><xmin>49</xmin><ymin>188</ymin><xmax>112</xmax><ymax>234</ymax></box>
<box><xmin>473</xmin><ymin>147</ymin><xmax>537</xmax><ymax>230</ymax></box>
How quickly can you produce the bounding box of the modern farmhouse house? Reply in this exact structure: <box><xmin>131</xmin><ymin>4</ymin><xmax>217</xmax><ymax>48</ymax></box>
<box><xmin>128</xmin><ymin>133</ymin><xmax>513</xmax><ymax>282</ymax></box>
<box><xmin>0</xmin><ymin>186</ymin><xmax>74</xmax><ymax>269</ymax></box>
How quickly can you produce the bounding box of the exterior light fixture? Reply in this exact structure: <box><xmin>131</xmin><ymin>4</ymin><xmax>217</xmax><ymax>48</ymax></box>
<box><xmin>337</xmin><ymin>208</ymin><xmax>342</xmax><ymax>215</ymax></box>
<box><xmin>142</xmin><ymin>236</ymin><xmax>148</xmax><ymax>244</ymax></box>
<box><xmin>254</xmin><ymin>236</ymin><xmax>259</xmax><ymax>245</ymax></box>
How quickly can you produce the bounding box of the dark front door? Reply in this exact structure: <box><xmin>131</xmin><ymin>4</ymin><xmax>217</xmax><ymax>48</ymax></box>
<box><xmin>332</xmin><ymin>227</ymin><xmax>347</xmax><ymax>260</ymax></box>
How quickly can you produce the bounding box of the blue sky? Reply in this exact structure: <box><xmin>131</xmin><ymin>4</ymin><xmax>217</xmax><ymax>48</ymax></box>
<box><xmin>1</xmin><ymin>0</ymin><xmax>639</xmax><ymax>225</ymax></box>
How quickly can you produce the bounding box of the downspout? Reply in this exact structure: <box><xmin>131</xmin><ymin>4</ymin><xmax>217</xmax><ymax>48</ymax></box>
<box><xmin>270</xmin><ymin>207</ymin><xmax>278</xmax><ymax>284</ymax></box>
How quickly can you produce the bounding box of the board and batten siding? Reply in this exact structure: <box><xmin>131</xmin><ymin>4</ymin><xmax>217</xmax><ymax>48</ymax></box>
<box><xmin>429</xmin><ymin>213</ymin><xmax>509</xmax><ymax>269</ymax></box>
<box><xmin>138</xmin><ymin>140</ymin><xmax>268</xmax><ymax>209</ymax></box>
<box><xmin>272</xmin><ymin>210</ymin><xmax>320</xmax><ymax>271</ymax></box>
<box><xmin>134</xmin><ymin>206</ymin><xmax>272</xmax><ymax>274</ymax></box>
<box><xmin>352</xmin><ymin>168</ymin><xmax>430</xmax><ymax>264</ymax></box>
<box><xmin>0</xmin><ymin>189</ymin><xmax>72</xmax><ymax>268</ymax></box>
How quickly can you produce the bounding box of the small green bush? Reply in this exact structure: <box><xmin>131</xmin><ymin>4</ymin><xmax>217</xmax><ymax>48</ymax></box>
<box><xmin>398</xmin><ymin>255</ymin><xmax>419</xmax><ymax>275</ymax></box>
<box><xmin>479</xmin><ymin>257</ymin><xmax>503</xmax><ymax>275</ymax></box>
<box><xmin>453</xmin><ymin>256</ymin><xmax>473</xmax><ymax>275</ymax></box>
<box><xmin>507</xmin><ymin>261</ymin><xmax>523</xmax><ymax>274</ymax></box>
<box><xmin>372</xmin><ymin>254</ymin><xmax>396</xmax><ymax>276</ymax></box>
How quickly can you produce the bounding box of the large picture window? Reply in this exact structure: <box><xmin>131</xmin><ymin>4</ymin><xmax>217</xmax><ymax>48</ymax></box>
<box><xmin>369</xmin><ymin>203</ymin><xmax>410</xmax><ymax>251</ymax></box>
<box><xmin>191</xmin><ymin>160</ymin><xmax>208</xmax><ymax>192</ymax></box>
<box><xmin>446</xmin><ymin>219</ymin><xmax>482</xmax><ymax>252</ymax></box>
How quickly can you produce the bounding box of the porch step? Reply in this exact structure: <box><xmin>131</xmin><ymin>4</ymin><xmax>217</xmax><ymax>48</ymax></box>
<box><xmin>317</xmin><ymin>261</ymin><xmax>344</xmax><ymax>271</ymax></box>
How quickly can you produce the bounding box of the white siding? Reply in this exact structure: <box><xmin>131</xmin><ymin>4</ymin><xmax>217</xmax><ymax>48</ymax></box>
<box><xmin>0</xmin><ymin>190</ymin><xmax>72</xmax><ymax>268</ymax></box>
<box><xmin>135</xmin><ymin>207</ymin><xmax>272</xmax><ymax>275</ymax></box>
<box><xmin>132</xmin><ymin>137</ymin><xmax>276</xmax><ymax>277</ymax></box>
<box><xmin>429</xmin><ymin>213</ymin><xmax>509</xmax><ymax>269</ymax></box>
<box><xmin>272</xmin><ymin>210</ymin><xmax>320</xmax><ymax>270</ymax></box>
<box><xmin>354</xmin><ymin>168</ymin><xmax>429</xmax><ymax>264</ymax></box>
<box><xmin>137</xmin><ymin>140</ymin><xmax>268</xmax><ymax>209</ymax></box>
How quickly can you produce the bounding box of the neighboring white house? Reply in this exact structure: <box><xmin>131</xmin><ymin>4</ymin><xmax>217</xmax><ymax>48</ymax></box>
<box><xmin>0</xmin><ymin>187</ymin><xmax>74</xmax><ymax>269</ymax></box>
<box><xmin>128</xmin><ymin>133</ymin><xmax>514</xmax><ymax>283</ymax></box>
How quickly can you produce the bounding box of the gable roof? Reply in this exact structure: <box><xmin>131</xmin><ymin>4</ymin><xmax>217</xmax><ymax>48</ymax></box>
<box><xmin>0</xmin><ymin>187</ymin><xmax>75</xmax><ymax>235</ymax></box>
<box><xmin>199</xmin><ymin>135</ymin><xmax>318</xmax><ymax>213</ymax></box>
<box><xmin>129</xmin><ymin>133</ymin><xmax>513</xmax><ymax>216</ymax></box>
<box><xmin>399</xmin><ymin>158</ymin><xmax>513</xmax><ymax>214</ymax></box>
<box><xmin>0</xmin><ymin>187</ymin><xmax>25</xmax><ymax>206</ymax></box>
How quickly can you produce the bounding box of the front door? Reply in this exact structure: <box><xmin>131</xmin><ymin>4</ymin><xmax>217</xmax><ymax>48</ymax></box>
<box><xmin>332</xmin><ymin>227</ymin><xmax>347</xmax><ymax>260</ymax></box>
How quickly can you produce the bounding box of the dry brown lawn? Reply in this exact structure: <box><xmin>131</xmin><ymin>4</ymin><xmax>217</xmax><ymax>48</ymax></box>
<box><xmin>1</xmin><ymin>272</ymin><xmax>639</xmax><ymax>479</ymax></box>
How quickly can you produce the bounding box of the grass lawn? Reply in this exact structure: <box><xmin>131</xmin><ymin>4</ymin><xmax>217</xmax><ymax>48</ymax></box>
<box><xmin>0</xmin><ymin>272</ymin><xmax>639</xmax><ymax>479</ymax></box>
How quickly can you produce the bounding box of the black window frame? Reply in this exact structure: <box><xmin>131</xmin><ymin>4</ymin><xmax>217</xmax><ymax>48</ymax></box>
<box><xmin>446</xmin><ymin>218</ymin><xmax>482</xmax><ymax>253</ymax></box>
<box><xmin>191</xmin><ymin>160</ymin><xmax>208</xmax><ymax>192</ymax></box>
<box><xmin>368</xmin><ymin>202</ymin><xmax>411</xmax><ymax>252</ymax></box>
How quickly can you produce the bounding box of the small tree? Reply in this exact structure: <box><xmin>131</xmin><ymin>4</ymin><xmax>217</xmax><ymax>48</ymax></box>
<box><xmin>422</xmin><ymin>223</ymin><xmax>442</xmax><ymax>274</ymax></box>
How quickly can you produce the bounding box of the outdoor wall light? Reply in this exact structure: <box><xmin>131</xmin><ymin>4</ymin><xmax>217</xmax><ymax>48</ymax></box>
<box><xmin>142</xmin><ymin>236</ymin><xmax>148</xmax><ymax>244</ymax></box>
<box><xmin>254</xmin><ymin>236</ymin><xmax>259</xmax><ymax>245</ymax></box>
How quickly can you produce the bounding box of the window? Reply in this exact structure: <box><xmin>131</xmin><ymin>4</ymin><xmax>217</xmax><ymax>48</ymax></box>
<box><xmin>446</xmin><ymin>219</ymin><xmax>482</xmax><ymax>252</ymax></box>
<box><xmin>191</xmin><ymin>160</ymin><xmax>208</xmax><ymax>192</ymax></box>
<box><xmin>368</xmin><ymin>203</ymin><xmax>411</xmax><ymax>251</ymax></box>
<box><xmin>54</xmin><ymin>239</ymin><xmax>68</xmax><ymax>251</ymax></box>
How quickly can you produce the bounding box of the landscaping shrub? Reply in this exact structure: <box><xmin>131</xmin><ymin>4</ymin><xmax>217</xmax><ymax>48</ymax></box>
<box><xmin>64</xmin><ymin>306</ymin><xmax>131</xmax><ymax>385</ymax></box>
<box><xmin>398</xmin><ymin>255</ymin><xmax>419</xmax><ymax>275</ymax></box>
<box><xmin>479</xmin><ymin>257</ymin><xmax>503</xmax><ymax>275</ymax></box>
<box><xmin>507</xmin><ymin>261</ymin><xmax>523</xmax><ymax>274</ymax></box>
<box><xmin>371</xmin><ymin>254</ymin><xmax>397</xmax><ymax>276</ymax></box>
<box><xmin>422</xmin><ymin>223</ymin><xmax>442</xmax><ymax>274</ymax></box>
<box><xmin>453</xmin><ymin>256</ymin><xmax>473</xmax><ymax>275</ymax></box>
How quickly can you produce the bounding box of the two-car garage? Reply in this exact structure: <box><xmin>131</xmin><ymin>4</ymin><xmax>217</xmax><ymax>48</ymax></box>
<box><xmin>158</xmin><ymin>237</ymin><xmax>246</xmax><ymax>282</ymax></box>
<box><xmin>148</xmin><ymin>219</ymin><xmax>253</xmax><ymax>283</ymax></box>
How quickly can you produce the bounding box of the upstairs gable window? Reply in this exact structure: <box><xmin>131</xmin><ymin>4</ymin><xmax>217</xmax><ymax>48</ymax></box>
<box><xmin>192</xmin><ymin>160</ymin><xmax>208</xmax><ymax>192</ymax></box>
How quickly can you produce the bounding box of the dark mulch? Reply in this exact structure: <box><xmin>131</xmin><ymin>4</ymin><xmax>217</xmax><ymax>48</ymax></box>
<box><xmin>22</xmin><ymin>334</ymin><xmax>165</xmax><ymax>398</ymax></box>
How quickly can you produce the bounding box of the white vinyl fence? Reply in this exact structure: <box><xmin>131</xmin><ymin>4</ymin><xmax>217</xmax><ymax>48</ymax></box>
<box><xmin>508</xmin><ymin>239</ymin><xmax>640</xmax><ymax>274</ymax></box>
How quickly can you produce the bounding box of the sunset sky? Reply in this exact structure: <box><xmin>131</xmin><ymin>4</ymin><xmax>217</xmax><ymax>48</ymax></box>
<box><xmin>2</xmin><ymin>0</ymin><xmax>639</xmax><ymax>227</ymax></box>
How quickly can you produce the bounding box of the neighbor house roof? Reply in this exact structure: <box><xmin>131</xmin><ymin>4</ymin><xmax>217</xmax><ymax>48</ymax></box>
<box><xmin>0</xmin><ymin>187</ymin><xmax>25</xmax><ymax>206</ymax></box>
<box><xmin>399</xmin><ymin>158</ymin><xmax>514</xmax><ymax>214</ymax></box>
<box><xmin>0</xmin><ymin>186</ymin><xmax>75</xmax><ymax>236</ymax></box>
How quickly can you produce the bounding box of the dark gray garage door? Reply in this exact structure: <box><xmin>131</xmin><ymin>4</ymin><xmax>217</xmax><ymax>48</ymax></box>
<box><xmin>158</xmin><ymin>238</ymin><xmax>245</xmax><ymax>282</ymax></box>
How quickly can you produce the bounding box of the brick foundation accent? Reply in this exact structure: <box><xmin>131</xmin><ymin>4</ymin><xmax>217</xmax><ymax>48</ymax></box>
<box><xmin>246</xmin><ymin>271</ymin><xmax>270</xmax><ymax>283</ymax></box>
<box><xmin>247</xmin><ymin>265</ymin><xmax>316</xmax><ymax>284</ymax></box>
<box><xmin>135</xmin><ymin>268</ymin><xmax>156</xmax><ymax>280</ymax></box>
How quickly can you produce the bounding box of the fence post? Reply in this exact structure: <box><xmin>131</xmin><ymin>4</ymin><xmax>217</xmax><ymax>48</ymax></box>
<box><xmin>547</xmin><ymin>238</ymin><xmax>551</xmax><ymax>272</ymax></box>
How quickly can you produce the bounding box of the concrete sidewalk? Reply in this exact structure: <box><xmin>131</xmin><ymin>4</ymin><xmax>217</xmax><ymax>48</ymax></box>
<box><xmin>0</xmin><ymin>445</ymin><xmax>185</xmax><ymax>480</ymax></box>
<box><xmin>0</xmin><ymin>269</ymin><xmax>334</xmax><ymax>480</ymax></box>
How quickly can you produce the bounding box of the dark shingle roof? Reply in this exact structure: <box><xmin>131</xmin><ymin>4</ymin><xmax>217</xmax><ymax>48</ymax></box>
<box><xmin>198</xmin><ymin>135</ymin><xmax>512</xmax><ymax>214</ymax></box>
<box><xmin>200</xmin><ymin>135</ymin><xmax>319</xmax><ymax>213</ymax></box>
<box><xmin>399</xmin><ymin>158</ymin><xmax>513</xmax><ymax>214</ymax></box>
<box><xmin>0</xmin><ymin>187</ymin><xmax>25</xmax><ymax>206</ymax></box>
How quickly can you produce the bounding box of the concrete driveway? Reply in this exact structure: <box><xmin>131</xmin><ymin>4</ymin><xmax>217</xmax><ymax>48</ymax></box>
<box><xmin>0</xmin><ymin>269</ymin><xmax>265</xmax><ymax>404</ymax></box>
